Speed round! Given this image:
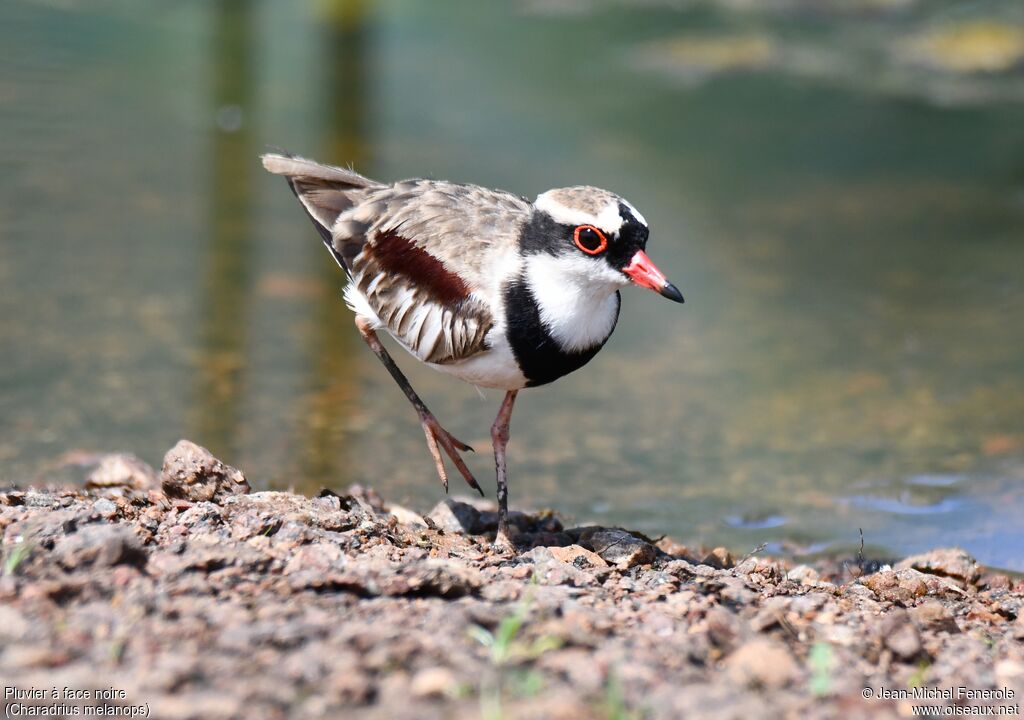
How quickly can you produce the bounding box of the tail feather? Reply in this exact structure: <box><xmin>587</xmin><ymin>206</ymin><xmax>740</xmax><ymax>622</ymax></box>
<box><xmin>261</xmin><ymin>151</ymin><xmax>382</xmax><ymax>274</ymax></box>
<box><xmin>261</xmin><ymin>152</ymin><xmax>381</xmax><ymax>190</ymax></box>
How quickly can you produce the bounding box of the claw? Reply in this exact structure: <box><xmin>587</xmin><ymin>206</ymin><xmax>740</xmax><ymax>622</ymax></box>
<box><xmin>420</xmin><ymin>424</ymin><xmax>449</xmax><ymax>493</ymax></box>
<box><xmin>418</xmin><ymin>413</ymin><xmax>482</xmax><ymax>495</ymax></box>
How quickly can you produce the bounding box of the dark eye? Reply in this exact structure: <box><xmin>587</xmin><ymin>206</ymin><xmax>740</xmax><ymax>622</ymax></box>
<box><xmin>573</xmin><ymin>225</ymin><xmax>608</xmax><ymax>255</ymax></box>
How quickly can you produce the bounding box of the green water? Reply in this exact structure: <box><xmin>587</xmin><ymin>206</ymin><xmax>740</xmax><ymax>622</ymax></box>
<box><xmin>2</xmin><ymin>0</ymin><xmax>1024</xmax><ymax>567</ymax></box>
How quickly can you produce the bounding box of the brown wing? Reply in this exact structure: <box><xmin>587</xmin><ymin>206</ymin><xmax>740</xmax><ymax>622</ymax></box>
<box><xmin>343</xmin><ymin>181</ymin><xmax>531</xmax><ymax>365</ymax></box>
<box><xmin>263</xmin><ymin>154</ymin><xmax>531</xmax><ymax>364</ymax></box>
<box><xmin>349</xmin><ymin>236</ymin><xmax>493</xmax><ymax>364</ymax></box>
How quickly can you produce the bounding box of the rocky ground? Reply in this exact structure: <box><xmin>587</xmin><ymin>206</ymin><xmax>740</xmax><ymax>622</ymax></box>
<box><xmin>1</xmin><ymin>441</ymin><xmax>1022</xmax><ymax>720</ymax></box>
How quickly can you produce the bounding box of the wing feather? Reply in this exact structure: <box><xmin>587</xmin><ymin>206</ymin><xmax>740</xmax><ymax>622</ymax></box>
<box><xmin>266</xmin><ymin>154</ymin><xmax>533</xmax><ymax>365</ymax></box>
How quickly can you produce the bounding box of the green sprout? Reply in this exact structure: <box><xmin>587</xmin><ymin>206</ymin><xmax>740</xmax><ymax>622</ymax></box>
<box><xmin>469</xmin><ymin>583</ymin><xmax>561</xmax><ymax>667</ymax></box>
<box><xmin>468</xmin><ymin>579</ymin><xmax>563</xmax><ymax>719</ymax></box>
<box><xmin>603</xmin><ymin>666</ymin><xmax>641</xmax><ymax>720</ymax></box>
<box><xmin>2</xmin><ymin>537</ymin><xmax>33</xmax><ymax>576</ymax></box>
<box><xmin>908</xmin><ymin>660</ymin><xmax>930</xmax><ymax>688</ymax></box>
<box><xmin>809</xmin><ymin>642</ymin><xmax>836</xmax><ymax>697</ymax></box>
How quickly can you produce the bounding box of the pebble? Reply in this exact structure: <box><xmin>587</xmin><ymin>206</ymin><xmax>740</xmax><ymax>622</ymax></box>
<box><xmin>911</xmin><ymin>600</ymin><xmax>960</xmax><ymax>633</ymax></box>
<box><xmin>388</xmin><ymin>504</ymin><xmax>426</xmax><ymax>527</ymax></box>
<box><xmin>161</xmin><ymin>439</ymin><xmax>250</xmax><ymax>502</ymax></box>
<box><xmin>578</xmin><ymin>528</ymin><xmax>656</xmax><ymax>568</ymax></box>
<box><xmin>426</xmin><ymin>499</ymin><xmax>481</xmax><ymax>534</ymax></box>
<box><xmin>700</xmin><ymin>547</ymin><xmax>735</xmax><ymax>570</ymax></box>
<box><xmin>786</xmin><ymin>564</ymin><xmax>820</xmax><ymax>586</ymax></box>
<box><xmin>92</xmin><ymin>498</ymin><xmax>118</xmax><ymax>518</ymax></box>
<box><xmin>51</xmin><ymin>524</ymin><xmax>147</xmax><ymax>570</ymax></box>
<box><xmin>724</xmin><ymin>639</ymin><xmax>800</xmax><ymax>689</ymax></box>
<box><xmin>86</xmin><ymin>453</ymin><xmax>159</xmax><ymax>490</ymax></box>
<box><xmin>895</xmin><ymin>547</ymin><xmax>980</xmax><ymax>584</ymax></box>
<box><xmin>879</xmin><ymin>608</ymin><xmax>923</xmax><ymax>660</ymax></box>
<box><xmin>549</xmin><ymin>544</ymin><xmax>608</xmax><ymax>569</ymax></box>
<box><xmin>861</xmin><ymin>569</ymin><xmax>928</xmax><ymax>604</ymax></box>
<box><xmin>410</xmin><ymin>667</ymin><xmax>457</xmax><ymax>699</ymax></box>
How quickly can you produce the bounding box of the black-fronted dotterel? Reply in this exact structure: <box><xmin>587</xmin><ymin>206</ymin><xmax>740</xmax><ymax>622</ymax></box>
<box><xmin>263</xmin><ymin>152</ymin><xmax>683</xmax><ymax>549</ymax></box>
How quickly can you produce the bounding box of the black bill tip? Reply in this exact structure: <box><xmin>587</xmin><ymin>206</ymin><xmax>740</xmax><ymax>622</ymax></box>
<box><xmin>660</xmin><ymin>282</ymin><xmax>685</xmax><ymax>304</ymax></box>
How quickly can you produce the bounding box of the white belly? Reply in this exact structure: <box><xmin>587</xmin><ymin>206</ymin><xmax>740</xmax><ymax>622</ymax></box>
<box><xmin>428</xmin><ymin>326</ymin><xmax>527</xmax><ymax>390</ymax></box>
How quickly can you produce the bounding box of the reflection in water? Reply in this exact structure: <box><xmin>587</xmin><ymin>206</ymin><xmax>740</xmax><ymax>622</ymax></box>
<box><xmin>293</xmin><ymin>0</ymin><xmax>371</xmax><ymax>490</ymax></box>
<box><xmin>192</xmin><ymin>0</ymin><xmax>256</xmax><ymax>461</ymax></box>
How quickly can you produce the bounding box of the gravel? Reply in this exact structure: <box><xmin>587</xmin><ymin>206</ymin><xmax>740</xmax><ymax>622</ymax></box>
<box><xmin>0</xmin><ymin>440</ymin><xmax>1021</xmax><ymax>719</ymax></box>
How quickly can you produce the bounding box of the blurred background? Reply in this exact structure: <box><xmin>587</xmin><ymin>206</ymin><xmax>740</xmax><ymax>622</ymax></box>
<box><xmin>2</xmin><ymin>0</ymin><xmax>1023</xmax><ymax>568</ymax></box>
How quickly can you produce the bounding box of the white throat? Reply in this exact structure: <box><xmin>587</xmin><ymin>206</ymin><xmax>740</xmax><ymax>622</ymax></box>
<box><xmin>523</xmin><ymin>254</ymin><xmax>625</xmax><ymax>353</ymax></box>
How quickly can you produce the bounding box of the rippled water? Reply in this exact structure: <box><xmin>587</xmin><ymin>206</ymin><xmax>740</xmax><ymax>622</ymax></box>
<box><xmin>2</xmin><ymin>0</ymin><xmax>1023</xmax><ymax>567</ymax></box>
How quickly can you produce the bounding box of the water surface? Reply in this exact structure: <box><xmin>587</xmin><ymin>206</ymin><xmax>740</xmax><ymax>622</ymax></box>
<box><xmin>2</xmin><ymin>0</ymin><xmax>1023</xmax><ymax>567</ymax></box>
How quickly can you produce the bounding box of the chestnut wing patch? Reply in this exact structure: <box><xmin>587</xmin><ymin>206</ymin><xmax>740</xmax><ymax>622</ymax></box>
<box><xmin>370</xmin><ymin>229</ymin><xmax>471</xmax><ymax>305</ymax></box>
<box><xmin>351</xmin><ymin>229</ymin><xmax>493</xmax><ymax>364</ymax></box>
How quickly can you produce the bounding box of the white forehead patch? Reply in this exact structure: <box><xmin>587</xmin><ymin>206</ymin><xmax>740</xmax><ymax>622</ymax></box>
<box><xmin>534</xmin><ymin>191</ymin><xmax>624</xmax><ymax>235</ymax></box>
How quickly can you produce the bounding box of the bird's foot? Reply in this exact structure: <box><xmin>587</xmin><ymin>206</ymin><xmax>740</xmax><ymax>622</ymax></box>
<box><xmin>418</xmin><ymin>411</ymin><xmax>483</xmax><ymax>496</ymax></box>
<box><xmin>491</xmin><ymin>528</ymin><xmax>518</xmax><ymax>555</ymax></box>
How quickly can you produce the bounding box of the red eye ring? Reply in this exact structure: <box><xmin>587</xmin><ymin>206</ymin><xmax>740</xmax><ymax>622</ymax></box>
<box><xmin>573</xmin><ymin>224</ymin><xmax>608</xmax><ymax>255</ymax></box>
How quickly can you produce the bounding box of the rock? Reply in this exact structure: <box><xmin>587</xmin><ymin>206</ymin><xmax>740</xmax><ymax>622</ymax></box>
<box><xmin>578</xmin><ymin>528</ymin><xmax>656</xmax><ymax>568</ymax></box>
<box><xmin>524</xmin><ymin>547</ymin><xmax>597</xmax><ymax>587</ymax></box>
<box><xmin>161</xmin><ymin>440</ymin><xmax>250</xmax><ymax>503</ymax></box>
<box><xmin>995</xmin><ymin>659</ymin><xmax>1024</xmax><ymax>687</ymax></box>
<box><xmin>85</xmin><ymin>453</ymin><xmax>159</xmax><ymax>490</ymax></box>
<box><xmin>705</xmin><ymin>606</ymin><xmax>741</xmax><ymax>651</ymax></box>
<box><xmin>427</xmin><ymin>499</ymin><xmax>481</xmax><ymax>534</ymax></box>
<box><xmin>980</xmin><ymin>573</ymin><xmax>1013</xmax><ymax>591</ymax></box>
<box><xmin>751</xmin><ymin>597</ymin><xmax>790</xmax><ymax>633</ymax></box>
<box><xmin>895</xmin><ymin>548</ymin><xmax>980</xmax><ymax>585</ymax></box>
<box><xmin>538</xmin><ymin>648</ymin><xmax>606</xmax><ymax>693</ymax></box>
<box><xmin>879</xmin><ymin>608</ymin><xmax>922</xmax><ymax>660</ymax></box>
<box><xmin>52</xmin><ymin>524</ymin><xmax>147</xmax><ymax>570</ymax></box>
<box><xmin>481</xmin><ymin>580</ymin><xmax>522</xmax><ymax>602</ymax></box>
<box><xmin>700</xmin><ymin>547</ymin><xmax>735</xmax><ymax>570</ymax></box>
<box><xmin>548</xmin><ymin>544</ymin><xmax>608</xmax><ymax>569</ymax></box>
<box><xmin>0</xmin><ymin>605</ymin><xmax>30</xmax><ymax>642</ymax></box>
<box><xmin>92</xmin><ymin>498</ymin><xmax>118</xmax><ymax>518</ymax></box>
<box><xmin>724</xmin><ymin>639</ymin><xmax>800</xmax><ymax>689</ymax></box>
<box><xmin>717</xmin><ymin>575</ymin><xmax>757</xmax><ymax>605</ymax></box>
<box><xmin>388</xmin><ymin>504</ymin><xmax>426</xmax><ymax>527</ymax></box>
<box><xmin>843</xmin><ymin>583</ymin><xmax>876</xmax><ymax>599</ymax></box>
<box><xmin>655</xmin><ymin>537</ymin><xmax>699</xmax><ymax>562</ymax></box>
<box><xmin>862</xmin><ymin>569</ymin><xmax>928</xmax><ymax>604</ymax></box>
<box><xmin>787</xmin><ymin>564</ymin><xmax>820</xmax><ymax>586</ymax></box>
<box><xmin>410</xmin><ymin>667</ymin><xmax>456</xmax><ymax>699</ymax></box>
<box><xmin>911</xmin><ymin>600</ymin><xmax>960</xmax><ymax>633</ymax></box>
<box><xmin>284</xmin><ymin>542</ymin><xmax>345</xmax><ymax>577</ymax></box>
<box><xmin>373</xmin><ymin>559</ymin><xmax>482</xmax><ymax>598</ymax></box>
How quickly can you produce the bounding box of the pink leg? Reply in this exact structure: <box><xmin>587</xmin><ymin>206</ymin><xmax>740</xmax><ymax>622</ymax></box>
<box><xmin>491</xmin><ymin>390</ymin><xmax>518</xmax><ymax>548</ymax></box>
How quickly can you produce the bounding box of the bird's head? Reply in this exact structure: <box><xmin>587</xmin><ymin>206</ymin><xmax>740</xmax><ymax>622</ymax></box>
<box><xmin>525</xmin><ymin>186</ymin><xmax>684</xmax><ymax>303</ymax></box>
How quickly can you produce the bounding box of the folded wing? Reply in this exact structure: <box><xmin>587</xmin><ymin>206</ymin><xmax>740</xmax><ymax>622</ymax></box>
<box><xmin>263</xmin><ymin>152</ymin><xmax>531</xmax><ymax>365</ymax></box>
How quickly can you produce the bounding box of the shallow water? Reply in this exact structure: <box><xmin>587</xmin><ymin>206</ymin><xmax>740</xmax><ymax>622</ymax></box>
<box><xmin>2</xmin><ymin>0</ymin><xmax>1023</xmax><ymax>567</ymax></box>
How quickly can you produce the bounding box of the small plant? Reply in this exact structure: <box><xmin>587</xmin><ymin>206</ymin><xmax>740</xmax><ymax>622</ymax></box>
<box><xmin>469</xmin><ymin>579</ymin><xmax>563</xmax><ymax>719</ymax></box>
<box><xmin>2</xmin><ymin>537</ymin><xmax>33</xmax><ymax>576</ymax></box>
<box><xmin>469</xmin><ymin>582</ymin><xmax>562</xmax><ymax>667</ymax></box>
<box><xmin>908</xmin><ymin>660</ymin><xmax>930</xmax><ymax>688</ymax></box>
<box><xmin>603</xmin><ymin>667</ymin><xmax>641</xmax><ymax>720</ymax></box>
<box><xmin>808</xmin><ymin>642</ymin><xmax>836</xmax><ymax>697</ymax></box>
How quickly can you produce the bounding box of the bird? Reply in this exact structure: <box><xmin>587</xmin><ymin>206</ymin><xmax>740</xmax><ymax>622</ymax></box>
<box><xmin>262</xmin><ymin>152</ymin><xmax>683</xmax><ymax>549</ymax></box>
